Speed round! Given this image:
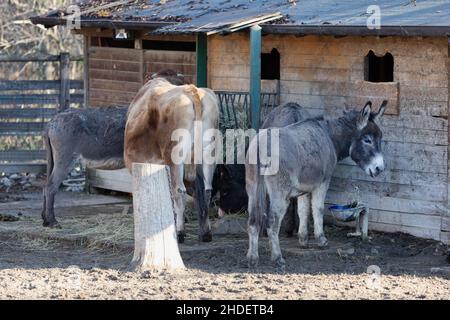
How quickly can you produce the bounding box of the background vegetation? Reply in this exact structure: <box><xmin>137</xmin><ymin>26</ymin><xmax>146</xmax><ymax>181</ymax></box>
<box><xmin>0</xmin><ymin>0</ymin><xmax>83</xmax><ymax>152</ymax></box>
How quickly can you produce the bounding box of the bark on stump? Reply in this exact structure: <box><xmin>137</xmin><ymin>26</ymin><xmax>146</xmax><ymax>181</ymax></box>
<box><xmin>130</xmin><ymin>163</ymin><xmax>185</xmax><ymax>271</ymax></box>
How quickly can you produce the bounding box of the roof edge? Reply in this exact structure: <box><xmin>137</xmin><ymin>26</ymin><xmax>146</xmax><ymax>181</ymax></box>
<box><xmin>30</xmin><ymin>15</ymin><xmax>450</xmax><ymax>37</ymax></box>
<box><xmin>262</xmin><ymin>25</ymin><xmax>450</xmax><ymax>37</ymax></box>
<box><xmin>30</xmin><ymin>16</ymin><xmax>174</xmax><ymax>30</ymax></box>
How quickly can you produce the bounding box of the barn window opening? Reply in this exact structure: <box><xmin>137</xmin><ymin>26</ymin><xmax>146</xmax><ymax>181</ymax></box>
<box><xmin>90</xmin><ymin>37</ymin><xmax>134</xmax><ymax>48</ymax></box>
<box><xmin>261</xmin><ymin>48</ymin><xmax>280</xmax><ymax>80</ymax></box>
<box><xmin>365</xmin><ymin>50</ymin><xmax>394</xmax><ymax>82</ymax></box>
<box><xmin>142</xmin><ymin>40</ymin><xmax>196</xmax><ymax>52</ymax></box>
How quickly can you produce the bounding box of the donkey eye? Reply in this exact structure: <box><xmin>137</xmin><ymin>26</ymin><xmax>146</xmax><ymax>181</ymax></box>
<box><xmin>363</xmin><ymin>138</ymin><xmax>372</xmax><ymax>144</ymax></box>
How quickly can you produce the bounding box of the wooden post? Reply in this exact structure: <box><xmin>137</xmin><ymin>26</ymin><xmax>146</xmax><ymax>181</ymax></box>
<box><xmin>196</xmin><ymin>33</ymin><xmax>208</xmax><ymax>87</ymax></box>
<box><xmin>249</xmin><ymin>25</ymin><xmax>262</xmax><ymax>130</ymax></box>
<box><xmin>130</xmin><ymin>163</ymin><xmax>185</xmax><ymax>271</ymax></box>
<box><xmin>59</xmin><ymin>53</ymin><xmax>70</xmax><ymax>111</ymax></box>
<box><xmin>83</xmin><ymin>36</ymin><xmax>90</xmax><ymax>108</ymax></box>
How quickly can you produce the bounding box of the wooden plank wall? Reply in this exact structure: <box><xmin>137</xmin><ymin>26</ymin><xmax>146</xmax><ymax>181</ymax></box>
<box><xmin>88</xmin><ymin>47</ymin><xmax>142</xmax><ymax>106</ymax></box>
<box><xmin>444</xmin><ymin>41</ymin><xmax>450</xmax><ymax>244</ymax></box>
<box><xmin>209</xmin><ymin>34</ymin><xmax>449</xmax><ymax>242</ymax></box>
<box><xmin>87</xmin><ymin>33</ymin><xmax>196</xmax><ymax>107</ymax></box>
<box><xmin>143</xmin><ymin>50</ymin><xmax>196</xmax><ymax>85</ymax></box>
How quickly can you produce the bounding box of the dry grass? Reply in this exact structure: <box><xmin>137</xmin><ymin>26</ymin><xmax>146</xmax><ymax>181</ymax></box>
<box><xmin>0</xmin><ymin>212</ymin><xmax>134</xmax><ymax>251</ymax></box>
<box><xmin>61</xmin><ymin>213</ymin><xmax>134</xmax><ymax>248</ymax></box>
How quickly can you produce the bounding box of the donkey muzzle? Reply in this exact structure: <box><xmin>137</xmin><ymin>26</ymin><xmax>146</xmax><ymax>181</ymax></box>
<box><xmin>366</xmin><ymin>154</ymin><xmax>385</xmax><ymax>177</ymax></box>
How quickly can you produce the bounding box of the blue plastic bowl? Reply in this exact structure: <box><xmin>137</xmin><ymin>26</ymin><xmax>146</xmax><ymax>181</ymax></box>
<box><xmin>328</xmin><ymin>204</ymin><xmax>362</xmax><ymax>222</ymax></box>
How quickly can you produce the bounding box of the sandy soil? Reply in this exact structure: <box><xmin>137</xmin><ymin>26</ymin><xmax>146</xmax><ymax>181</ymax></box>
<box><xmin>0</xmin><ymin>231</ymin><xmax>449</xmax><ymax>300</ymax></box>
<box><xmin>0</xmin><ymin>189</ymin><xmax>449</xmax><ymax>300</ymax></box>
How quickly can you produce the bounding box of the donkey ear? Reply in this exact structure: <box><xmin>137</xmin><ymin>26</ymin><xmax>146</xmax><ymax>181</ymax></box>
<box><xmin>372</xmin><ymin>100</ymin><xmax>388</xmax><ymax>123</ymax></box>
<box><xmin>357</xmin><ymin>101</ymin><xmax>372</xmax><ymax>130</ymax></box>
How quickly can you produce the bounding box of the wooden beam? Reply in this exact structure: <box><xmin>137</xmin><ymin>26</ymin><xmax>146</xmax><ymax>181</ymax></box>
<box><xmin>0</xmin><ymin>80</ymin><xmax>82</xmax><ymax>91</ymax></box>
<box><xmin>249</xmin><ymin>25</ymin><xmax>262</xmax><ymax>130</ymax></box>
<box><xmin>59</xmin><ymin>53</ymin><xmax>70</xmax><ymax>110</ymax></box>
<box><xmin>0</xmin><ymin>108</ymin><xmax>57</xmax><ymax>119</ymax></box>
<box><xmin>84</xmin><ymin>36</ymin><xmax>90</xmax><ymax>108</ymax></box>
<box><xmin>0</xmin><ymin>163</ymin><xmax>46</xmax><ymax>174</ymax></box>
<box><xmin>196</xmin><ymin>33</ymin><xmax>208</xmax><ymax>87</ymax></box>
<box><xmin>0</xmin><ymin>55</ymin><xmax>83</xmax><ymax>62</ymax></box>
<box><xmin>0</xmin><ymin>150</ymin><xmax>46</xmax><ymax>162</ymax></box>
<box><xmin>0</xmin><ymin>122</ymin><xmax>47</xmax><ymax>135</ymax></box>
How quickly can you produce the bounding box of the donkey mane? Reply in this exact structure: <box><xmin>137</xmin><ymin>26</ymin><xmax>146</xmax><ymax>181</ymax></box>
<box><xmin>321</xmin><ymin>112</ymin><xmax>359</xmax><ymax>161</ymax></box>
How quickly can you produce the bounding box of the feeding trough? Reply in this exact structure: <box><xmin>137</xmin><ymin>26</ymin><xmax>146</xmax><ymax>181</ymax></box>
<box><xmin>328</xmin><ymin>202</ymin><xmax>369</xmax><ymax>241</ymax></box>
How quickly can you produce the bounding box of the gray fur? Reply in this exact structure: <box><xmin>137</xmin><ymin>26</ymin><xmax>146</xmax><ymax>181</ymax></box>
<box><xmin>246</xmin><ymin>101</ymin><xmax>387</xmax><ymax>268</ymax></box>
<box><xmin>262</xmin><ymin>102</ymin><xmax>314</xmax><ymax>236</ymax></box>
<box><xmin>262</xmin><ymin>102</ymin><xmax>312</xmax><ymax>129</ymax></box>
<box><xmin>42</xmin><ymin>106</ymin><xmax>127</xmax><ymax>227</ymax></box>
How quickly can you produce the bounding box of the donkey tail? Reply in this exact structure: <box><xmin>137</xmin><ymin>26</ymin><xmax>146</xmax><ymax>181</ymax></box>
<box><xmin>44</xmin><ymin>128</ymin><xmax>54</xmax><ymax>180</ymax></box>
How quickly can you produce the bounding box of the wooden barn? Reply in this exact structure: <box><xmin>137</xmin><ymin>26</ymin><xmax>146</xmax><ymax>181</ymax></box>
<box><xmin>31</xmin><ymin>0</ymin><xmax>450</xmax><ymax>244</ymax></box>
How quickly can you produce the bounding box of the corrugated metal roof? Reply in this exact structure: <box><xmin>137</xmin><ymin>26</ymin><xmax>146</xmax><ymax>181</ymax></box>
<box><xmin>31</xmin><ymin>0</ymin><xmax>450</xmax><ymax>36</ymax></box>
<box><xmin>154</xmin><ymin>11</ymin><xmax>284</xmax><ymax>35</ymax></box>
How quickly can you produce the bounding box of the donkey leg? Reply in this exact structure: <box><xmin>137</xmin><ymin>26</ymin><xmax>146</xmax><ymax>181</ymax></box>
<box><xmin>297</xmin><ymin>193</ymin><xmax>311</xmax><ymax>248</ymax></box>
<box><xmin>202</xmin><ymin>163</ymin><xmax>215</xmax><ymax>206</ymax></box>
<box><xmin>267</xmin><ymin>196</ymin><xmax>289</xmax><ymax>269</ymax></box>
<box><xmin>170</xmin><ymin>164</ymin><xmax>187</xmax><ymax>243</ymax></box>
<box><xmin>247</xmin><ymin>195</ymin><xmax>260</xmax><ymax>268</ymax></box>
<box><xmin>43</xmin><ymin>152</ymin><xmax>75</xmax><ymax>228</ymax></box>
<box><xmin>198</xmin><ymin>163</ymin><xmax>215</xmax><ymax>242</ymax></box>
<box><xmin>311</xmin><ymin>181</ymin><xmax>330</xmax><ymax>248</ymax></box>
<box><xmin>283</xmin><ymin>199</ymin><xmax>296</xmax><ymax>237</ymax></box>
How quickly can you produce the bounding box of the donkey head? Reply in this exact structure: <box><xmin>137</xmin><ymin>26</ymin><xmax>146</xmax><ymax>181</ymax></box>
<box><xmin>146</xmin><ymin>69</ymin><xmax>186</xmax><ymax>85</ymax></box>
<box><xmin>350</xmin><ymin>100</ymin><xmax>387</xmax><ymax>177</ymax></box>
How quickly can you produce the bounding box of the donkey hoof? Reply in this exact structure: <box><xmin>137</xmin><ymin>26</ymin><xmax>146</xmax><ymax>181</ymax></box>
<box><xmin>317</xmin><ymin>236</ymin><xmax>329</xmax><ymax>248</ymax></box>
<box><xmin>177</xmin><ymin>232</ymin><xmax>186</xmax><ymax>244</ymax></box>
<box><xmin>43</xmin><ymin>220</ymin><xmax>61</xmax><ymax>229</ymax></box>
<box><xmin>299</xmin><ymin>241</ymin><xmax>309</xmax><ymax>249</ymax></box>
<box><xmin>274</xmin><ymin>257</ymin><xmax>286</xmax><ymax>271</ymax></box>
<box><xmin>247</xmin><ymin>256</ymin><xmax>259</xmax><ymax>269</ymax></box>
<box><xmin>199</xmin><ymin>232</ymin><xmax>212</xmax><ymax>243</ymax></box>
<box><xmin>299</xmin><ymin>236</ymin><xmax>309</xmax><ymax>248</ymax></box>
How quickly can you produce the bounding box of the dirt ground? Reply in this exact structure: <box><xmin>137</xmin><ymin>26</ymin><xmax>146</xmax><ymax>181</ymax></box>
<box><xmin>0</xmin><ymin>190</ymin><xmax>449</xmax><ymax>300</ymax></box>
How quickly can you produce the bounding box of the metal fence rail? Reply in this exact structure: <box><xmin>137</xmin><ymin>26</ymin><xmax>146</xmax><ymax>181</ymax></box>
<box><xmin>0</xmin><ymin>53</ymin><xmax>83</xmax><ymax>174</ymax></box>
<box><xmin>215</xmin><ymin>91</ymin><xmax>279</xmax><ymax>130</ymax></box>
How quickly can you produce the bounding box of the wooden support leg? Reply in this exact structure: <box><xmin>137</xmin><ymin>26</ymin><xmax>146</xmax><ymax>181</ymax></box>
<box><xmin>361</xmin><ymin>209</ymin><xmax>369</xmax><ymax>241</ymax></box>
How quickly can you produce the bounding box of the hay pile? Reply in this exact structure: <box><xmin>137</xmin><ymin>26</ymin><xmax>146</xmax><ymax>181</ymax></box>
<box><xmin>0</xmin><ymin>198</ymin><xmax>228</xmax><ymax>250</ymax></box>
<box><xmin>0</xmin><ymin>212</ymin><xmax>134</xmax><ymax>250</ymax></box>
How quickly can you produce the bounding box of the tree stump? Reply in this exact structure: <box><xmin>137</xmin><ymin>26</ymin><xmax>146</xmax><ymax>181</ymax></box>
<box><xmin>130</xmin><ymin>163</ymin><xmax>185</xmax><ymax>271</ymax></box>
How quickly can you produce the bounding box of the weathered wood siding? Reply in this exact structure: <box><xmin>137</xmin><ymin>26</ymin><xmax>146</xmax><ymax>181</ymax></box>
<box><xmin>209</xmin><ymin>34</ymin><xmax>449</xmax><ymax>242</ymax></box>
<box><xmin>444</xmin><ymin>42</ymin><xmax>450</xmax><ymax>244</ymax></box>
<box><xmin>88</xmin><ymin>47</ymin><xmax>142</xmax><ymax>107</ymax></box>
<box><xmin>86</xmin><ymin>33</ymin><xmax>196</xmax><ymax>107</ymax></box>
<box><xmin>143</xmin><ymin>50</ymin><xmax>196</xmax><ymax>86</ymax></box>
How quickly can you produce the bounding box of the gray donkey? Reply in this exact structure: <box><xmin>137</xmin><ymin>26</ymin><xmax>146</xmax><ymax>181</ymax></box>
<box><xmin>246</xmin><ymin>101</ymin><xmax>387</xmax><ymax>268</ymax></box>
<box><xmin>42</xmin><ymin>106</ymin><xmax>127</xmax><ymax>227</ymax></box>
<box><xmin>41</xmin><ymin>70</ymin><xmax>185</xmax><ymax>228</ymax></box>
<box><xmin>261</xmin><ymin>102</ymin><xmax>313</xmax><ymax>235</ymax></box>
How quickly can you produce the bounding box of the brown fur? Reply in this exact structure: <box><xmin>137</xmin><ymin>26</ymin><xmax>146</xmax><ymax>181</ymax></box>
<box><xmin>124</xmin><ymin>75</ymin><xmax>219</xmax><ymax>242</ymax></box>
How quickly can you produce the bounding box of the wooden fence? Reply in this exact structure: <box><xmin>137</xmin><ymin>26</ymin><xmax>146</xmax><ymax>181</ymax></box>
<box><xmin>0</xmin><ymin>53</ymin><xmax>84</xmax><ymax>174</ymax></box>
